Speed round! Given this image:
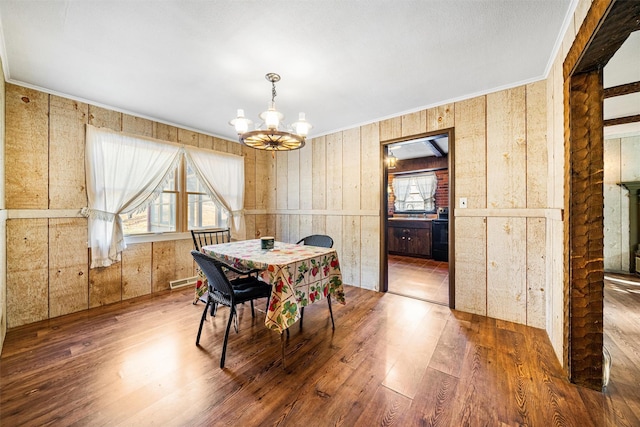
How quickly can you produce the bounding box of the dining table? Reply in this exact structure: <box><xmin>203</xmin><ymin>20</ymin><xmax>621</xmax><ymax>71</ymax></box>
<box><xmin>199</xmin><ymin>239</ymin><xmax>346</xmax><ymax>335</ymax></box>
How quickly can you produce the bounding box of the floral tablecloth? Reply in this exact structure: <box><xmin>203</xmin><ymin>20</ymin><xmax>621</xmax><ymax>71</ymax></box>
<box><xmin>201</xmin><ymin>239</ymin><xmax>346</xmax><ymax>334</ymax></box>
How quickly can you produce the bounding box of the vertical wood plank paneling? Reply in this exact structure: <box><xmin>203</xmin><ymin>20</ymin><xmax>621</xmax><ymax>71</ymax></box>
<box><xmin>276</xmin><ymin>151</ymin><xmax>289</xmax><ymax>210</ymax></box>
<box><xmin>603</xmin><ymin>138</ymin><xmax>623</xmax><ymax>271</ymax></box>
<box><xmin>487</xmin><ymin>87</ymin><xmax>527</xmax><ymax>209</ymax></box>
<box><xmin>312</xmin><ymin>136</ymin><xmax>327</xmax><ymax>210</ymax></box>
<box><xmin>325</xmin><ymin>215</ymin><xmax>343</xmax><ymax>260</ymax></box>
<box><xmin>454</xmin><ymin>97</ymin><xmax>486</xmax><ymax>209</ymax></box>
<box><xmin>152</xmin><ymin>241</ymin><xmax>176</xmax><ymax>292</ymax></box>
<box><xmin>178</xmin><ymin>129</ymin><xmax>199</xmax><ymax>147</ymax></box>
<box><xmin>88</xmin><ymin>105</ymin><xmax>121</xmax><ymax>131</ymax></box>
<box><xmin>526</xmin><ymin>81</ymin><xmax>548</xmax><ymax>208</ymax></box>
<box><xmin>175</xmin><ymin>239</ymin><xmax>195</xmax><ymax>279</ymax></box>
<box><xmin>401</xmin><ymin>111</ymin><xmax>427</xmax><ymax>137</ymax></box>
<box><xmin>6</xmin><ymin>219</ymin><xmax>49</xmax><ymax>327</ymax></box>
<box><xmin>379</xmin><ymin>117</ymin><xmax>402</xmax><ymax>141</ymax></box>
<box><xmin>255</xmin><ymin>214</ymin><xmax>268</xmax><ymax>239</ymax></box>
<box><xmin>266</xmin><ymin>214</ymin><xmax>277</xmax><ymax>238</ymax></box>
<box><xmin>152</xmin><ymin>123</ymin><xmax>178</xmax><ymax>142</ymax></box>
<box><xmin>299</xmin><ymin>143</ymin><xmax>313</xmax><ymax>210</ymax></box>
<box><xmin>454</xmin><ymin>217</ymin><xmax>486</xmax><ymax>315</ymax></box>
<box><xmin>341</xmin><ymin>216</ymin><xmax>361</xmax><ymax>286</ymax></box>
<box><xmin>287</xmin><ymin>150</ymin><xmax>300</xmax><ymax>210</ymax></box>
<box><xmin>49</xmin><ymin>218</ymin><xmax>88</xmax><ymax>318</ymax></box>
<box><xmin>299</xmin><ymin>214</ymin><xmax>313</xmax><ymax>240</ymax></box>
<box><xmin>122</xmin><ymin>243</ymin><xmax>152</xmax><ymax>300</ymax></box>
<box><xmin>229</xmin><ymin>141</ymin><xmax>243</xmax><ymax>156</ymax></box>
<box><xmin>256</xmin><ymin>150</ymin><xmax>272</xmax><ymax>210</ymax></box>
<box><xmin>342</xmin><ymin>128</ymin><xmax>361</xmax><ymax>211</ymax></box>
<box><xmin>198</xmin><ymin>134</ymin><xmax>214</xmax><ymax>150</ymax></box>
<box><xmin>527</xmin><ymin>217</ymin><xmax>546</xmax><ymax>328</ymax></box>
<box><xmin>360</xmin><ymin>216</ymin><xmax>380</xmax><ymax>291</ymax></box>
<box><xmin>289</xmin><ymin>215</ymin><xmax>300</xmax><ymax>243</ymax></box>
<box><xmin>487</xmin><ymin>217</ymin><xmax>527</xmax><ymax>324</ymax></box>
<box><xmin>427</xmin><ymin>103</ymin><xmax>454</xmax><ymax>131</ymax></box>
<box><xmin>245</xmin><ymin>214</ymin><xmax>257</xmax><ymax>240</ymax></box>
<box><xmin>264</xmin><ymin>151</ymin><xmax>278</xmax><ymax>210</ymax></box>
<box><xmin>5</xmin><ymin>85</ymin><xmax>49</xmax><ymax>209</ymax></box>
<box><xmin>361</xmin><ymin>123</ymin><xmax>381</xmax><ymax>212</ymax></box>
<box><xmin>312</xmin><ymin>215</ymin><xmax>326</xmax><ymax>235</ymax></box>
<box><xmin>276</xmin><ymin>214</ymin><xmax>289</xmax><ymax>243</ymax></box>
<box><xmin>49</xmin><ymin>96</ymin><xmax>88</xmax><ymax>209</ymax></box>
<box><xmin>326</xmin><ymin>132</ymin><xmax>343</xmax><ymax>210</ymax></box>
<box><xmin>213</xmin><ymin>137</ymin><xmax>231</xmax><ymax>153</ymax></box>
<box><xmin>620</xmin><ymin>135</ymin><xmax>640</xmax><ymax>181</ymax></box>
<box><xmin>89</xmin><ymin>262</ymin><xmax>121</xmax><ymax>308</ymax></box>
<box><xmin>243</xmin><ymin>146</ymin><xmax>257</xmax><ymax>210</ymax></box>
<box><xmin>122</xmin><ymin>115</ymin><xmax>153</xmax><ymax>137</ymax></box>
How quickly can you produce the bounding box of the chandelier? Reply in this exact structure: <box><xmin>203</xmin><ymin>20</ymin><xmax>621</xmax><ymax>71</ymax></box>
<box><xmin>229</xmin><ymin>73</ymin><xmax>312</xmax><ymax>151</ymax></box>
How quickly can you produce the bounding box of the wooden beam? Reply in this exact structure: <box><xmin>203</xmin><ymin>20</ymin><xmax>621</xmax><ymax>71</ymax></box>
<box><xmin>569</xmin><ymin>70</ymin><xmax>605</xmax><ymax>390</ymax></box>
<box><xmin>604</xmin><ymin>114</ymin><xmax>640</xmax><ymax>127</ymax></box>
<box><xmin>573</xmin><ymin>0</ymin><xmax>640</xmax><ymax>75</ymax></box>
<box><xmin>424</xmin><ymin>140</ymin><xmax>445</xmax><ymax>157</ymax></box>
<box><xmin>604</xmin><ymin>81</ymin><xmax>640</xmax><ymax>98</ymax></box>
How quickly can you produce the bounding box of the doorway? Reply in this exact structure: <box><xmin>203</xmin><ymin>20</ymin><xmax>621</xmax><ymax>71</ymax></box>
<box><xmin>383</xmin><ymin>131</ymin><xmax>453</xmax><ymax>306</ymax></box>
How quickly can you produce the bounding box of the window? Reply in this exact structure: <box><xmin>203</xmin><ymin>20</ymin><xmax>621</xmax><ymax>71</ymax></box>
<box><xmin>392</xmin><ymin>172</ymin><xmax>437</xmax><ymax>213</ymax></box>
<box><xmin>121</xmin><ymin>159</ymin><xmax>228</xmax><ymax>235</ymax></box>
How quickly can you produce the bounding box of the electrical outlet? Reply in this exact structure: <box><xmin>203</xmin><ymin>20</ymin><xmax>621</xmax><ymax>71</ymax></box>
<box><xmin>460</xmin><ymin>197</ymin><xmax>468</xmax><ymax>208</ymax></box>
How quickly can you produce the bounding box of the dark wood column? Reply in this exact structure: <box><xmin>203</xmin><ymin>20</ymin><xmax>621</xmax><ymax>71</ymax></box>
<box><xmin>568</xmin><ymin>70</ymin><xmax>604</xmax><ymax>389</ymax></box>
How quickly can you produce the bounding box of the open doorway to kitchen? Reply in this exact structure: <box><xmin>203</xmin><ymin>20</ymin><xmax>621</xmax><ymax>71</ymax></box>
<box><xmin>383</xmin><ymin>130</ymin><xmax>453</xmax><ymax>307</ymax></box>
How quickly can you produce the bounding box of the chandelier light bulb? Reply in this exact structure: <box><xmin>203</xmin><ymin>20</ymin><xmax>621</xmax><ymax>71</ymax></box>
<box><xmin>292</xmin><ymin>112</ymin><xmax>312</xmax><ymax>137</ymax></box>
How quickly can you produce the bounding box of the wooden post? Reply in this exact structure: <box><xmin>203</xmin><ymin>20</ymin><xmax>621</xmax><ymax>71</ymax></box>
<box><xmin>568</xmin><ymin>70</ymin><xmax>604</xmax><ymax>389</ymax></box>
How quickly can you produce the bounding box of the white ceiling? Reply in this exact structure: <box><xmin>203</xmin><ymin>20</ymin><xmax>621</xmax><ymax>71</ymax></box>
<box><xmin>0</xmin><ymin>0</ymin><xmax>590</xmax><ymax>141</ymax></box>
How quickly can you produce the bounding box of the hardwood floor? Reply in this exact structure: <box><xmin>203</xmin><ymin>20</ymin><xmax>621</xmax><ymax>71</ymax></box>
<box><xmin>1</xmin><ymin>282</ymin><xmax>638</xmax><ymax>426</ymax></box>
<box><xmin>388</xmin><ymin>254</ymin><xmax>449</xmax><ymax>305</ymax></box>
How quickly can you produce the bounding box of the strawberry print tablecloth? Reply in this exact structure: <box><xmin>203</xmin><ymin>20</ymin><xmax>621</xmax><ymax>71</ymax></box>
<box><xmin>201</xmin><ymin>239</ymin><xmax>345</xmax><ymax>334</ymax></box>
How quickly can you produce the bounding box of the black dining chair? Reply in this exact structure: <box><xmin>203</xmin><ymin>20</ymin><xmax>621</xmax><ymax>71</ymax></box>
<box><xmin>191</xmin><ymin>250</ymin><xmax>272</xmax><ymax>368</ymax></box>
<box><xmin>191</xmin><ymin>228</ymin><xmax>260</xmax><ymax>307</ymax></box>
<box><xmin>296</xmin><ymin>234</ymin><xmax>335</xmax><ymax>329</ymax></box>
<box><xmin>191</xmin><ymin>228</ymin><xmax>231</xmax><ymax>251</ymax></box>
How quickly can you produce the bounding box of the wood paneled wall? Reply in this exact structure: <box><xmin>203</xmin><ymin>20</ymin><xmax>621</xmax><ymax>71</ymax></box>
<box><xmin>604</xmin><ymin>135</ymin><xmax>640</xmax><ymax>272</ymax></box>
<box><xmin>268</xmin><ymin>82</ymin><xmax>551</xmax><ymax>331</ymax></box>
<box><xmin>4</xmin><ymin>83</ymin><xmax>255</xmax><ymax>328</ymax></box>
<box><xmin>0</xmin><ymin>57</ymin><xmax>7</xmax><ymax>354</ymax></box>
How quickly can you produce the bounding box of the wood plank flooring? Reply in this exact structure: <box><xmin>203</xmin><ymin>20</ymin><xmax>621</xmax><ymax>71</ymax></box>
<box><xmin>388</xmin><ymin>254</ymin><xmax>449</xmax><ymax>305</ymax></box>
<box><xmin>0</xmin><ymin>281</ymin><xmax>637</xmax><ymax>426</ymax></box>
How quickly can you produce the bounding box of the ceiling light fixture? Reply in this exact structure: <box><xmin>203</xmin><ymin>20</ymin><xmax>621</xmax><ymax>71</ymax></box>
<box><xmin>230</xmin><ymin>73</ymin><xmax>312</xmax><ymax>151</ymax></box>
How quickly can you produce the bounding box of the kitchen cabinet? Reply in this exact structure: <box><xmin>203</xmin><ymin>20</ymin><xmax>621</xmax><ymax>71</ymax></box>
<box><xmin>387</xmin><ymin>219</ymin><xmax>432</xmax><ymax>258</ymax></box>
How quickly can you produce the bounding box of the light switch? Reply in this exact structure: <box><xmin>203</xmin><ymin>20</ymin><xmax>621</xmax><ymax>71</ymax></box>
<box><xmin>460</xmin><ymin>198</ymin><xmax>467</xmax><ymax>208</ymax></box>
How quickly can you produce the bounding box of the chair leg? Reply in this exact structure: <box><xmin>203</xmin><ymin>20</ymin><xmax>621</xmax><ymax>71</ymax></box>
<box><xmin>299</xmin><ymin>306</ymin><xmax>304</xmax><ymax>329</ymax></box>
<box><xmin>196</xmin><ymin>300</ymin><xmax>211</xmax><ymax>346</ymax></box>
<box><xmin>220</xmin><ymin>306</ymin><xmax>235</xmax><ymax>369</ymax></box>
<box><xmin>327</xmin><ymin>295</ymin><xmax>335</xmax><ymax>329</ymax></box>
<box><xmin>250</xmin><ymin>300</ymin><xmax>255</xmax><ymax>318</ymax></box>
<box><xmin>211</xmin><ymin>301</ymin><xmax>218</xmax><ymax>317</ymax></box>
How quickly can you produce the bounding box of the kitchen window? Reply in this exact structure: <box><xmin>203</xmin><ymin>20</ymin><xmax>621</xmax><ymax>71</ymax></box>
<box><xmin>392</xmin><ymin>172</ymin><xmax>437</xmax><ymax>213</ymax></box>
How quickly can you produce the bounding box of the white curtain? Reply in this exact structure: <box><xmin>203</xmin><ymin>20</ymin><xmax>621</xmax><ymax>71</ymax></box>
<box><xmin>184</xmin><ymin>146</ymin><xmax>245</xmax><ymax>239</ymax></box>
<box><xmin>415</xmin><ymin>172</ymin><xmax>437</xmax><ymax>210</ymax></box>
<box><xmin>392</xmin><ymin>177</ymin><xmax>412</xmax><ymax>211</ymax></box>
<box><xmin>83</xmin><ymin>125</ymin><xmax>182</xmax><ymax>268</ymax></box>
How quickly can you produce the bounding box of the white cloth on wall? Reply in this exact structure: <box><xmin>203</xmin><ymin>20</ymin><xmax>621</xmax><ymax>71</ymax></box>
<box><xmin>83</xmin><ymin>124</ymin><xmax>182</xmax><ymax>268</ymax></box>
<box><xmin>184</xmin><ymin>145</ymin><xmax>245</xmax><ymax>239</ymax></box>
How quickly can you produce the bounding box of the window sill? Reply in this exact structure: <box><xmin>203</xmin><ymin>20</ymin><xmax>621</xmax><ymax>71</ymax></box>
<box><xmin>124</xmin><ymin>231</ymin><xmax>192</xmax><ymax>245</ymax></box>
